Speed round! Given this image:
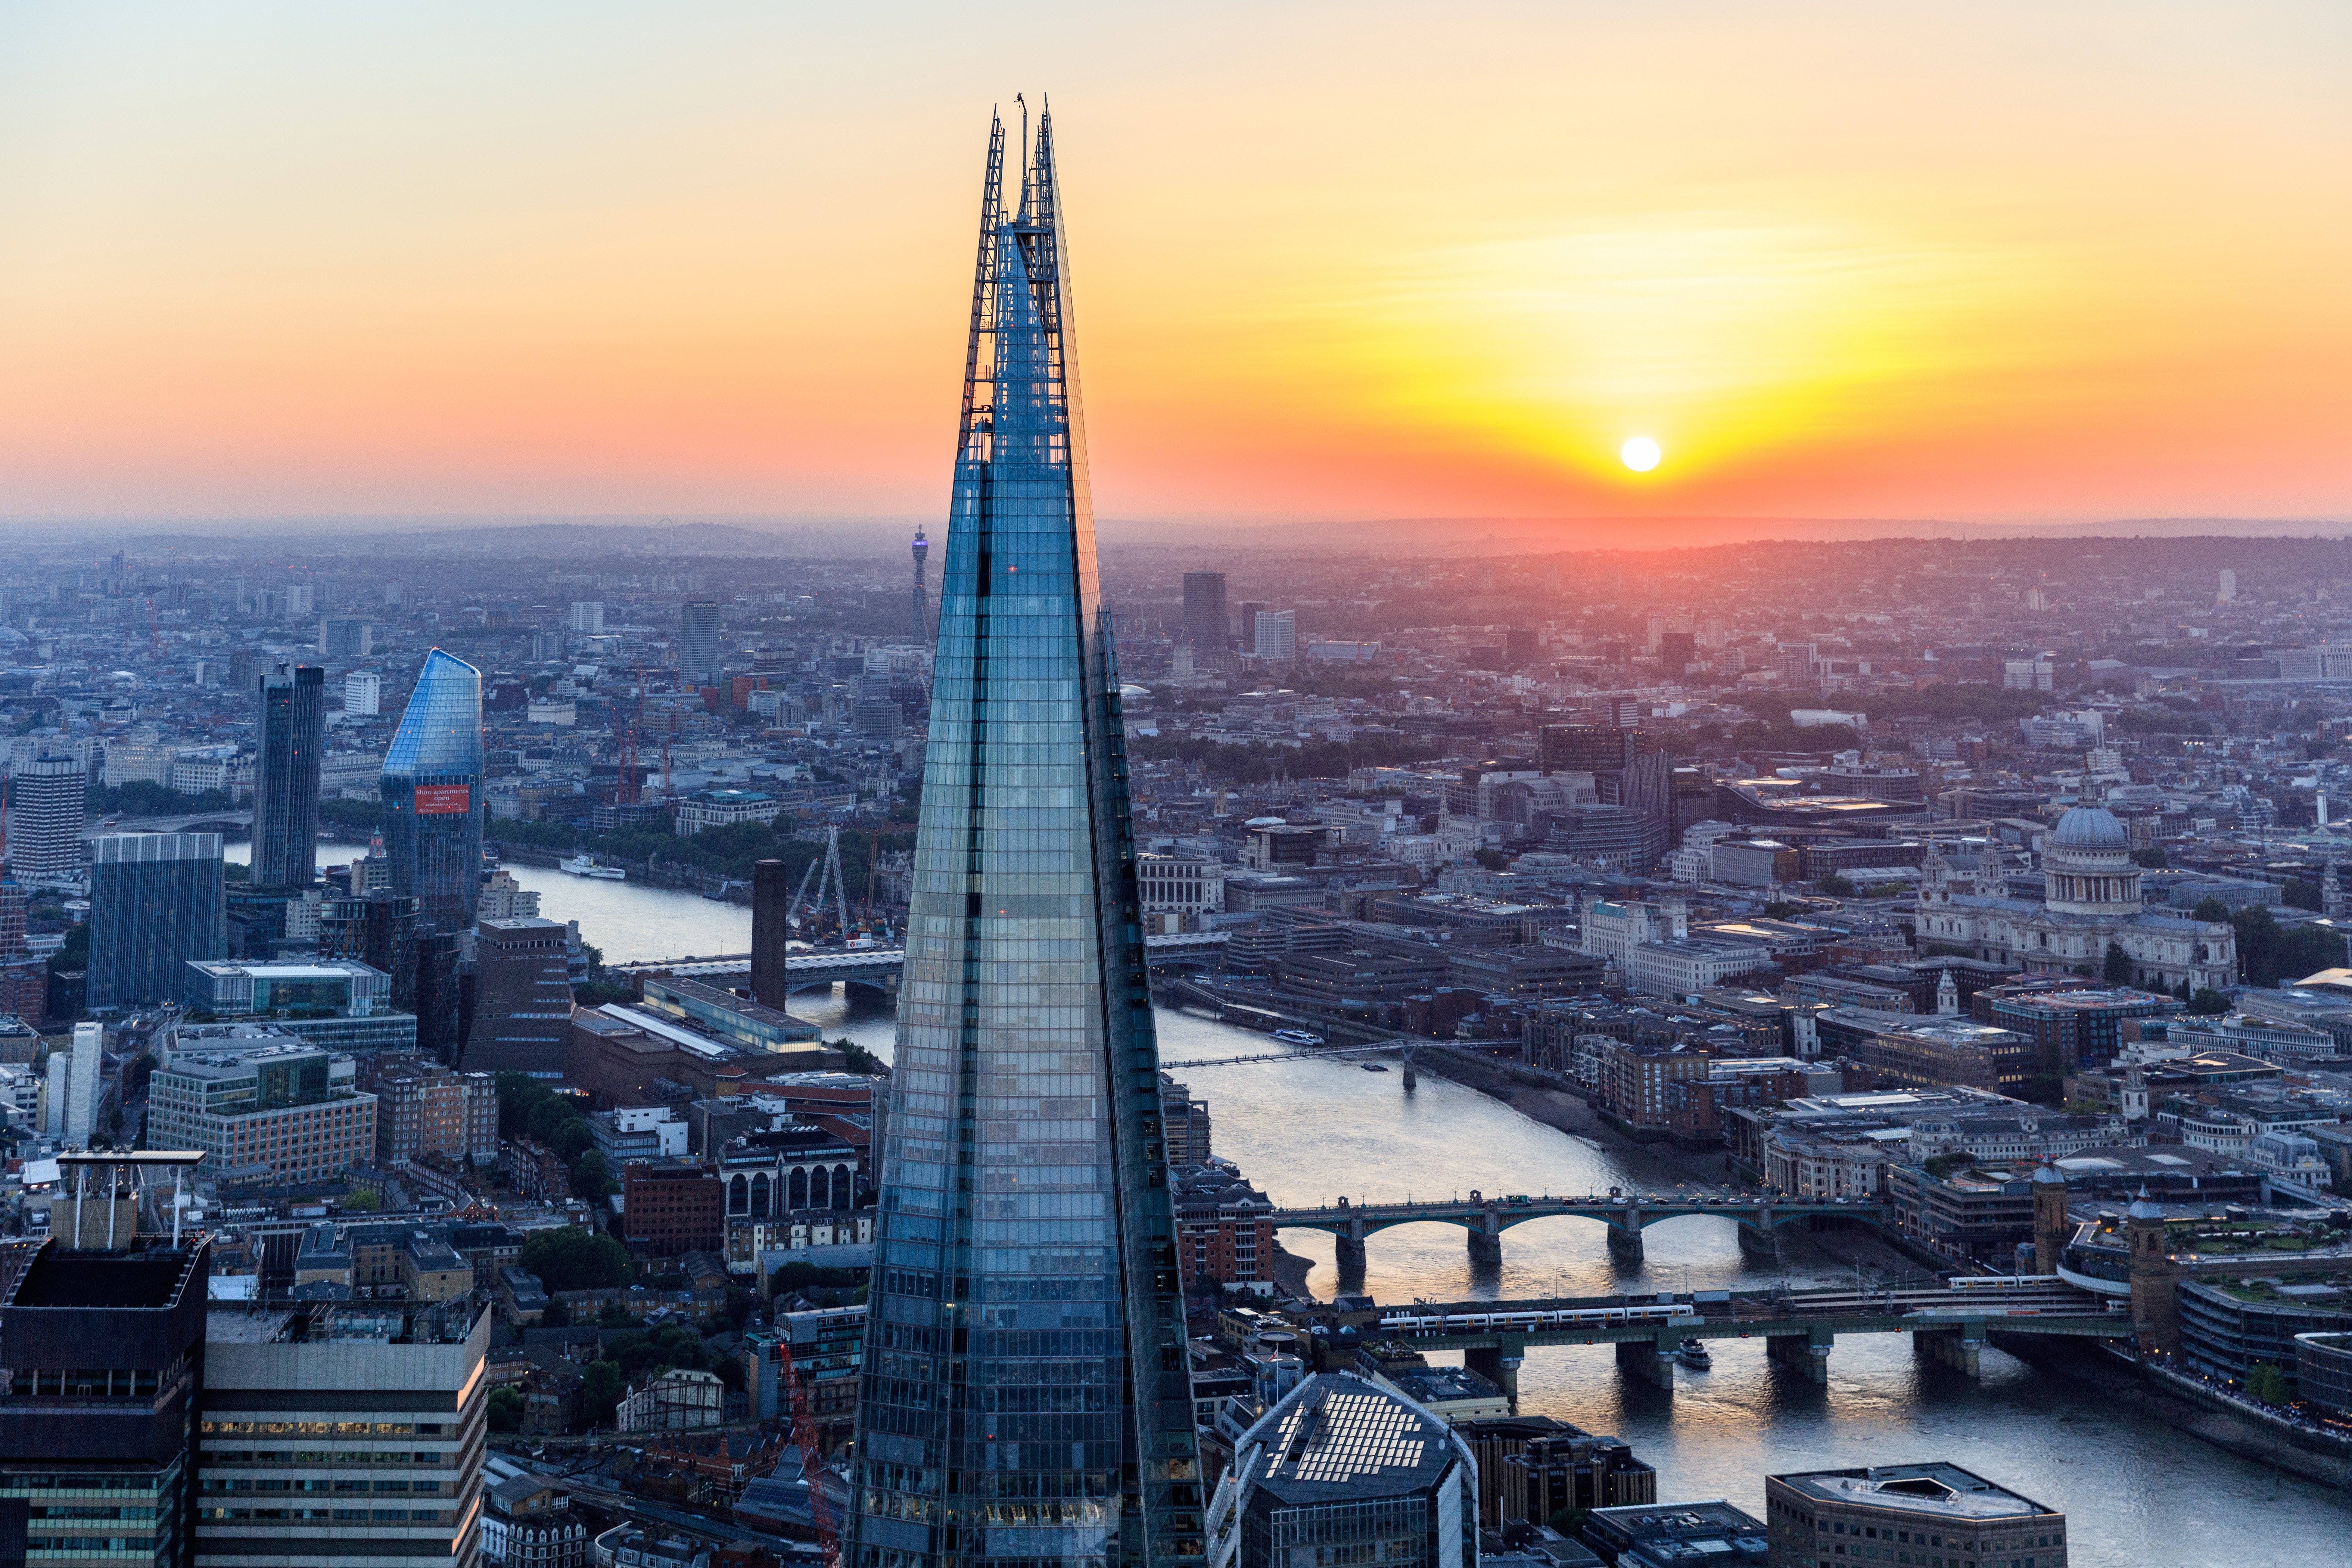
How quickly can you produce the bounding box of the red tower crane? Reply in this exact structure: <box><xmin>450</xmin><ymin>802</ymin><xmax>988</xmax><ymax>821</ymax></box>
<box><xmin>770</xmin><ymin>1329</ymin><xmax>839</xmax><ymax>1568</ymax></box>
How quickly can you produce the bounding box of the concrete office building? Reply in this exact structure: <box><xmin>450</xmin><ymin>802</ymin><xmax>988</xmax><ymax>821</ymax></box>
<box><xmin>197</xmin><ymin>1301</ymin><xmax>490</xmax><ymax>1568</ymax></box>
<box><xmin>89</xmin><ymin>833</ymin><xmax>227</xmax><ymax>1012</ymax></box>
<box><xmin>344</xmin><ymin>672</ymin><xmax>382</xmax><ymax>716</ymax></box>
<box><xmin>1764</xmin><ymin>1463</ymin><xmax>2066</xmax><ymax>1568</ymax></box>
<box><xmin>1206</xmin><ymin>1373</ymin><xmax>1479</xmax><ymax>1568</ymax></box>
<box><xmin>0</xmin><ymin>1231</ymin><xmax>214</xmax><ymax>1568</ymax></box>
<box><xmin>146</xmin><ymin>1042</ymin><xmax>376</xmax><ymax>1186</ymax></box>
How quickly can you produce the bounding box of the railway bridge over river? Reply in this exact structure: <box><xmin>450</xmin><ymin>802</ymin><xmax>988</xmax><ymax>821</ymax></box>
<box><xmin>1363</xmin><ymin>1278</ymin><xmax>2129</xmax><ymax>1400</ymax></box>
<box><xmin>1269</xmin><ymin>1189</ymin><xmax>1888</xmax><ymax>1266</ymax></box>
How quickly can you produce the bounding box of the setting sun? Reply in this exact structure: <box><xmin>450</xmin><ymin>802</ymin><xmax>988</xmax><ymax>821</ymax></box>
<box><xmin>1621</xmin><ymin>436</ymin><xmax>1662</xmax><ymax>473</ymax></box>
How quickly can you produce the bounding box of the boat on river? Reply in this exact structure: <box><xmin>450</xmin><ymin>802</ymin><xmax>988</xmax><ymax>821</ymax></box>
<box><xmin>559</xmin><ymin>854</ymin><xmax>626</xmax><ymax>880</ymax></box>
<box><xmin>1271</xmin><ymin>1028</ymin><xmax>1323</xmax><ymax>1046</ymax></box>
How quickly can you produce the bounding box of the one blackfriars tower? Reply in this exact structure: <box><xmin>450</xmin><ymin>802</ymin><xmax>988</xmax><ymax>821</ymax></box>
<box><xmin>846</xmin><ymin>105</ymin><xmax>1204</xmax><ymax>1568</ymax></box>
<box><xmin>251</xmin><ymin>662</ymin><xmax>325</xmax><ymax>889</ymax></box>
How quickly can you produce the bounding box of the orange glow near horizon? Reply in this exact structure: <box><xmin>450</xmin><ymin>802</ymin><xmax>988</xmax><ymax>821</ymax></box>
<box><xmin>0</xmin><ymin>2</ymin><xmax>2346</xmax><ymax>530</ymax></box>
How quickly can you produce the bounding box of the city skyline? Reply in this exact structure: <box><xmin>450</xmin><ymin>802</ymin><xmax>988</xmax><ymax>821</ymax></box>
<box><xmin>1</xmin><ymin>3</ymin><xmax>2346</xmax><ymax>530</ymax></box>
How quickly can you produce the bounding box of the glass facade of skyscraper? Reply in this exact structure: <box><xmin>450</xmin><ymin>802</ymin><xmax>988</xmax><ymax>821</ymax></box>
<box><xmin>680</xmin><ymin>597</ymin><xmax>723</xmax><ymax>686</ymax></box>
<box><xmin>847</xmin><ymin>110</ymin><xmax>1203</xmax><ymax>1568</ymax></box>
<box><xmin>88</xmin><ymin>833</ymin><xmax>227</xmax><ymax>1012</ymax></box>
<box><xmin>380</xmin><ymin>650</ymin><xmax>485</xmax><ymax>934</ymax></box>
<box><xmin>251</xmin><ymin>663</ymin><xmax>325</xmax><ymax>889</ymax></box>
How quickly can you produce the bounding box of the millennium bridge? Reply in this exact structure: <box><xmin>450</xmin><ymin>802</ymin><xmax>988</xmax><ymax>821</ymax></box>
<box><xmin>1362</xmin><ymin>1277</ymin><xmax>2128</xmax><ymax>1398</ymax></box>
<box><xmin>1269</xmin><ymin>1190</ymin><xmax>1888</xmax><ymax>1265</ymax></box>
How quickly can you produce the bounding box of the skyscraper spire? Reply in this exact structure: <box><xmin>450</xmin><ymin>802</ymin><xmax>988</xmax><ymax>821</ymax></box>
<box><xmin>846</xmin><ymin>106</ymin><xmax>1204</xmax><ymax>1568</ymax></box>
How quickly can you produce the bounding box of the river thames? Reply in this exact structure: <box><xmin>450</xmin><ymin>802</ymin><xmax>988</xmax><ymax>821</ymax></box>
<box><xmin>284</xmin><ymin>852</ymin><xmax>2352</xmax><ymax>1562</ymax></box>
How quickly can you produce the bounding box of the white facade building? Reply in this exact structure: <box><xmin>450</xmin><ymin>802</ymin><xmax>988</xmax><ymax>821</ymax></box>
<box><xmin>1915</xmin><ymin>805</ymin><xmax>2235</xmax><ymax>993</ymax></box>
<box><xmin>1253</xmin><ymin>609</ymin><xmax>1297</xmax><ymax>663</ymax></box>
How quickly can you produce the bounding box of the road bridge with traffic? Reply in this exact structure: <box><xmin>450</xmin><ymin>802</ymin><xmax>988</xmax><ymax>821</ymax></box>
<box><xmin>1365</xmin><ymin>1278</ymin><xmax>2128</xmax><ymax>1400</ymax></box>
<box><xmin>1270</xmin><ymin>1190</ymin><xmax>1888</xmax><ymax>1267</ymax></box>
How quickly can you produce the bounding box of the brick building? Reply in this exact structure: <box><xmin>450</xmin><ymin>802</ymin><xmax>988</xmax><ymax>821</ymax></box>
<box><xmin>1173</xmin><ymin>1166</ymin><xmax>1276</xmax><ymax>1294</ymax></box>
<box><xmin>358</xmin><ymin>1051</ymin><xmax>499</xmax><ymax>1167</ymax></box>
<box><xmin>622</xmin><ymin>1159</ymin><xmax>725</xmax><ymax>1257</ymax></box>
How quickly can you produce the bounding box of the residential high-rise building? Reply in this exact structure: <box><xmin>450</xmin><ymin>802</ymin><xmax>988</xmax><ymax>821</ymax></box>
<box><xmin>0</xmin><ymin>1228</ymin><xmax>212</xmax><ymax>1568</ymax></box>
<box><xmin>380</xmin><ymin>650</ymin><xmax>485</xmax><ymax>934</ymax></box>
<box><xmin>1253</xmin><ymin>608</ymin><xmax>1297</xmax><ymax>663</ymax></box>
<box><xmin>458</xmin><ymin>917</ymin><xmax>575</xmax><ymax>1076</ymax></box>
<box><xmin>252</xmin><ymin>664</ymin><xmax>326</xmax><ymax>889</ymax></box>
<box><xmin>46</xmin><ymin>1021</ymin><xmax>104</xmax><ymax>1147</ymax></box>
<box><xmin>567</xmin><ymin>600</ymin><xmax>604</xmax><ymax>634</ymax></box>
<box><xmin>6</xmin><ymin>754</ymin><xmax>86</xmax><ymax>884</ymax></box>
<box><xmin>844</xmin><ymin>106</ymin><xmax>1201</xmax><ymax>1568</ymax></box>
<box><xmin>345</xmin><ymin>671</ymin><xmax>382</xmax><ymax>716</ymax></box>
<box><xmin>357</xmin><ymin>1051</ymin><xmax>498</xmax><ymax>1168</ymax></box>
<box><xmin>679</xmin><ymin>596</ymin><xmax>723</xmax><ymax>685</ymax></box>
<box><xmin>1236</xmin><ymin>599</ymin><xmax>1265</xmax><ymax>653</ymax></box>
<box><xmin>88</xmin><ymin>833</ymin><xmax>227</xmax><ymax>1012</ymax></box>
<box><xmin>1183</xmin><ymin>569</ymin><xmax>1228</xmax><ymax>650</ymax></box>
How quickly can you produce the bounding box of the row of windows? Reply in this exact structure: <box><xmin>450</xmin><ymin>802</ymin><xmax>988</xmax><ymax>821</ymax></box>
<box><xmin>198</xmin><ymin>1506</ymin><xmax>448</xmax><ymax>1522</ymax></box>
<box><xmin>203</xmin><ymin>1476</ymin><xmax>444</xmax><ymax>1490</ymax></box>
<box><xmin>203</xmin><ymin>1419</ymin><xmax>449</xmax><ymax>1436</ymax></box>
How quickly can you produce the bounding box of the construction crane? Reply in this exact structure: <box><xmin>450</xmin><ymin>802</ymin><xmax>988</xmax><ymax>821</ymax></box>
<box><xmin>787</xmin><ymin>827</ymin><xmax>852</xmax><ymax>940</ymax></box>
<box><xmin>770</xmin><ymin>1328</ymin><xmax>839</xmax><ymax>1568</ymax></box>
<box><xmin>614</xmin><ymin>667</ymin><xmax>644</xmax><ymax>806</ymax></box>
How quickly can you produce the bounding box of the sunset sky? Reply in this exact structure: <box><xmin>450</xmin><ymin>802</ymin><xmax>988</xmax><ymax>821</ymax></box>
<box><xmin>2</xmin><ymin>2</ymin><xmax>2347</xmax><ymax>531</ymax></box>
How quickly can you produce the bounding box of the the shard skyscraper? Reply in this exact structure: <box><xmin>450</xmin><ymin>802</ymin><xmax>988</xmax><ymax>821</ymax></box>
<box><xmin>846</xmin><ymin>106</ymin><xmax>1205</xmax><ymax>1568</ymax></box>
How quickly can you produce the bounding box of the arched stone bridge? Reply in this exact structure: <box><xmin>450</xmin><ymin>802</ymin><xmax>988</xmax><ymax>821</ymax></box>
<box><xmin>1269</xmin><ymin>1191</ymin><xmax>1886</xmax><ymax>1265</ymax></box>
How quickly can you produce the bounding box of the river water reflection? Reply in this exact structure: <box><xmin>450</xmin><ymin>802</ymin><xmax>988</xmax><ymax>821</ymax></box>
<box><xmin>250</xmin><ymin>854</ymin><xmax>2346</xmax><ymax>1562</ymax></box>
<box><xmin>796</xmin><ymin>993</ymin><xmax>2351</xmax><ymax>1566</ymax></box>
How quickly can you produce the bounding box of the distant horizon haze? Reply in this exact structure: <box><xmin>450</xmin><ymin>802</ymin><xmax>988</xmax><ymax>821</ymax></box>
<box><xmin>3</xmin><ymin>3</ymin><xmax>2345</xmax><ymax>528</ymax></box>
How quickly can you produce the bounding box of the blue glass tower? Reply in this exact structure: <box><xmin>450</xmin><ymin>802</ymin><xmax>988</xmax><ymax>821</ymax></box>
<box><xmin>847</xmin><ymin>106</ymin><xmax>1204</xmax><ymax>1568</ymax></box>
<box><xmin>88</xmin><ymin>833</ymin><xmax>226</xmax><ymax>1011</ymax></box>
<box><xmin>380</xmin><ymin>649</ymin><xmax>485</xmax><ymax>934</ymax></box>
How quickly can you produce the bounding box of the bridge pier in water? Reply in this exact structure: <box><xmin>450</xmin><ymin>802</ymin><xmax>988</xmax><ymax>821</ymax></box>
<box><xmin>1605</xmin><ymin>1209</ymin><xmax>1644</xmax><ymax>1263</ymax></box>
<box><xmin>1332</xmin><ymin>1226</ymin><xmax>1368</xmax><ymax>1288</ymax></box>
<box><xmin>1737</xmin><ymin>1222</ymin><xmax>1783</xmax><ymax>1266</ymax></box>
<box><xmin>1463</xmin><ymin>1340</ymin><xmax>1524</xmax><ymax>1410</ymax></box>
<box><xmin>1466</xmin><ymin>1224</ymin><xmax>1503</xmax><ymax>1266</ymax></box>
<box><xmin>1614</xmin><ymin>1331</ymin><xmax>1678</xmax><ymax>1392</ymax></box>
<box><xmin>1913</xmin><ymin>1326</ymin><xmax>1986</xmax><ymax>1378</ymax></box>
<box><xmin>1767</xmin><ymin>1327</ymin><xmax>1834</xmax><ymax>1384</ymax></box>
